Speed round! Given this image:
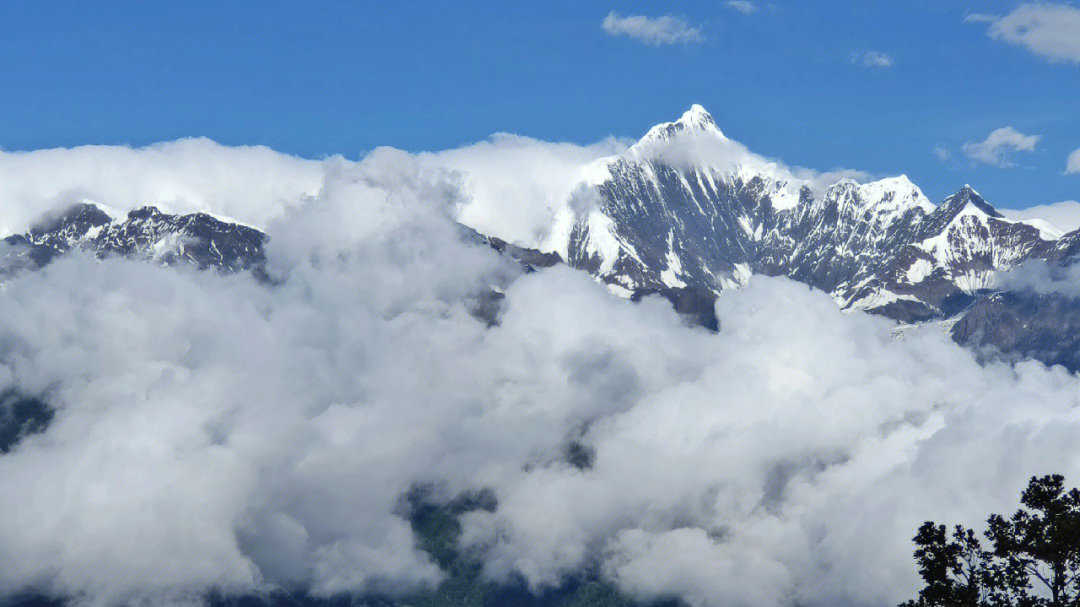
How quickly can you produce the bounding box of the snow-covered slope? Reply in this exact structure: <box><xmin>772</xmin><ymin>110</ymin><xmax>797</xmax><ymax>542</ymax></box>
<box><xmin>487</xmin><ymin>106</ymin><xmax>1066</xmax><ymax>323</ymax></box>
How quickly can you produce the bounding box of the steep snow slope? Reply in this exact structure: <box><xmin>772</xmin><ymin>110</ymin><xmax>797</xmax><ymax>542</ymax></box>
<box><xmin>482</xmin><ymin>106</ymin><xmax>1064</xmax><ymax>323</ymax></box>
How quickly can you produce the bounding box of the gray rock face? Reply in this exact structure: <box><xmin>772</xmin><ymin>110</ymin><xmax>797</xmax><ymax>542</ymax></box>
<box><xmin>559</xmin><ymin>108</ymin><xmax>1059</xmax><ymax>326</ymax></box>
<box><xmin>567</xmin><ymin>162</ymin><xmax>772</xmax><ymax>293</ymax></box>
<box><xmin>544</xmin><ymin>107</ymin><xmax>1080</xmax><ymax>367</ymax></box>
<box><xmin>951</xmin><ymin>291</ymin><xmax>1080</xmax><ymax>371</ymax></box>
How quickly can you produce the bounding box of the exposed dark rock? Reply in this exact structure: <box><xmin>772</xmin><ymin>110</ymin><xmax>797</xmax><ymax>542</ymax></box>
<box><xmin>631</xmin><ymin>286</ymin><xmax>718</xmax><ymax>331</ymax></box>
<box><xmin>2</xmin><ymin>203</ymin><xmax>266</xmax><ymax>274</ymax></box>
<box><xmin>951</xmin><ymin>291</ymin><xmax>1080</xmax><ymax>371</ymax></box>
<box><xmin>0</xmin><ymin>390</ymin><xmax>53</xmax><ymax>454</ymax></box>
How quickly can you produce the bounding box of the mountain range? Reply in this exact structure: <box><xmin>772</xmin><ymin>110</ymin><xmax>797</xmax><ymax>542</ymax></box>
<box><xmin>4</xmin><ymin>106</ymin><xmax>1078</xmax><ymax>370</ymax></box>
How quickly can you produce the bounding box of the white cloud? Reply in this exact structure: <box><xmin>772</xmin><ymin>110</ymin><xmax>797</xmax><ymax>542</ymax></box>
<box><xmin>461</xmin><ymin>275</ymin><xmax>1080</xmax><ymax>607</ymax></box>
<box><xmin>964</xmin><ymin>13</ymin><xmax>997</xmax><ymax>23</ymax></box>
<box><xmin>979</xmin><ymin>3</ymin><xmax>1080</xmax><ymax>63</ymax></box>
<box><xmin>5</xmin><ymin>122</ymin><xmax>1080</xmax><ymax>607</ymax></box>
<box><xmin>601</xmin><ymin>12</ymin><xmax>703</xmax><ymax>45</ymax></box>
<box><xmin>1067</xmin><ymin>147</ymin><xmax>1080</xmax><ymax>174</ymax></box>
<box><xmin>853</xmin><ymin>51</ymin><xmax>894</xmax><ymax>68</ymax></box>
<box><xmin>0</xmin><ymin>134</ymin><xmax>625</xmax><ymax>255</ymax></box>
<box><xmin>961</xmin><ymin>126</ymin><xmax>1040</xmax><ymax>167</ymax></box>
<box><xmin>419</xmin><ymin>134</ymin><xmax>627</xmax><ymax>254</ymax></box>
<box><xmin>1001</xmin><ymin>200</ymin><xmax>1080</xmax><ymax>233</ymax></box>
<box><xmin>933</xmin><ymin>144</ymin><xmax>951</xmax><ymax>161</ymax></box>
<box><xmin>994</xmin><ymin>258</ymin><xmax>1080</xmax><ymax>296</ymax></box>
<box><xmin>0</xmin><ymin>153</ymin><xmax>534</xmax><ymax>603</ymax></box>
<box><xmin>0</xmin><ymin>138</ymin><xmax>327</xmax><ymax>237</ymax></box>
<box><xmin>724</xmin><ymin>1</ymin><xmax>758</xmax><ymax>14</ymax></box>
<box><xmin>604</xmin><ymin>528</ymin><xmax>791</xmax><ymax>607</ymax></box>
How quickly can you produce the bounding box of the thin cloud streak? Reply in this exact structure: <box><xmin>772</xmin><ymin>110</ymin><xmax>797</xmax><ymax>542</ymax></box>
<box><xmin>725</xmin><ymin>1</ymin><xmax>758</xmax><ymax>14</ymax></box>
<box><xmin>601</xmin><ymin>12</ymin><xmax>703</xmax><ymax>45</ymax></box>
<box><xmin>853</xmin><ymin>51</ymin><xmax>894</xmax><ymax>68</ymax></box>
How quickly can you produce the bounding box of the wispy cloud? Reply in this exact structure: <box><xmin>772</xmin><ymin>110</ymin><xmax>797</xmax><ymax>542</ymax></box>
<box><xmin>1068</xmin><ymin>147</ymin><xmax>1080</xmax><ymax>174</ymax></box>
<box><xmin>724</xmin><ymin>1</ymin><xmax>757</xmax><ymax>14</ymax></box>
<box><xmin>972</xmin><ymin>3</ymin><xmax>1080</xmax><ymax>63</ymax></box>
<box><xmin>852</xmin><ymin>50</ymin><xmax>894</xmax><ymax>68</ymax></box>
<box><xmin>601</xmin><ymin>12</ymin><xmax>703</xmax><ymax>45</ymax></box>
<box><xmin>962</xmin><ymin>126</ymin><xmax>1040</xmax><ymax>167</ymax></box>
<box><xmin>933</xmin><ymin>144</ymin><xmax>951</xmax><ymax>161</ymax></box>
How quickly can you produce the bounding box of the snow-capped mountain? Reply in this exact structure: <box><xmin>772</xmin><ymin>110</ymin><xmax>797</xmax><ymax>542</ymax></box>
<box><xmin>2</xmin><ymin>203</ymin><xmax>266</xmax><ymax>274</ymax></box>
<box><xmin>5</xmin><ymin>106</ymin><xmax>1080</xmax><ymax>371</ymax></box>
<box><xmin>542</xmin><ymin>105</ymin><xmax>1068</xmax><ymax>324</ymax></box>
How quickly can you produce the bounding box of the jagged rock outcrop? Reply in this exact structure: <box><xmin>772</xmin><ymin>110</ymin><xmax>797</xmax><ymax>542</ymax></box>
<box><xmin>550</xmin><ymin>106</ymin><xmax>1063</xmax><ymax>325</ymax></box>
<box><xmin>3</xmin><ymin>203</ymin><xmax>266</xmax><ymax>274</ymax></box>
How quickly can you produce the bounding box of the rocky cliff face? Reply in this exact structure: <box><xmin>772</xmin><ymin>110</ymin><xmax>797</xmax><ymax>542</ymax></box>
<box><xmin>554</xmin><ymin>107</ymin><xmax>1065</xmax><ymax>325</ymax></box>
<box><xmin>3</xmin><ymin>203</ymin><xmax>266</xmax><ymax>275</ymax></box>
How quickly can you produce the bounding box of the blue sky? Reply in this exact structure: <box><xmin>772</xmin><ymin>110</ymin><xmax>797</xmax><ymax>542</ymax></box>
<box><xmin>1</xmin><ymin>0</ymin><xmax>1078</xmax><ymax>207</ymax></box>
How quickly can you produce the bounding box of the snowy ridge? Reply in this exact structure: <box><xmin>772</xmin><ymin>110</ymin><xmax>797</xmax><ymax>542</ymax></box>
<box><xmin>638</xmin><ymin>104</ymin><xmax>727</xmax><ymax>144</ymax></box>
<box><xmin>2</xmin><ymin>202</ymin><xmax>267</xmax><ymax>275</ymax></box>
<box><xmin>472</xmin><ymin>106</ymin><xmax>1072</xmax><ymax>323</ymax></box>
<box><xmin>4</xmin><ymin>106</ymin><xmax>1077</xmax><ymax>332</ymax></box>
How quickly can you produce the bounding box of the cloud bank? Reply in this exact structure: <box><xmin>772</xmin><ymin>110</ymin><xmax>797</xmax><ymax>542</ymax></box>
<box><xmin>1001</xmin><ymin>200</ymin><xmax>1080</xmax><ymax>233</ymax></box>
<box><xmin>3</xmin><ymin>137</ymin><xmax>1080</xmax><ymax>607</ymax></box>
<box><xmin>0</xmin><ymin>120</ymin><xmax>863</xmax><ymax>261</ymax></box>
<box><xmin>994</xmin><ymin>258</ymin><xmax>1080</xmax><ymax>298</ymax></box>
<box><xmin>0</xmin><ymin>138</ymin><xmax>327</xmax><ymax>236</ymax></box>
<box><xmin>418</xmin><ymin>133</ymin><xmax>627</xmax><ymax>254</ymax></box>
<box><xmin>601</xmin><ymin>12</ymin><xmax>703</xmax><ymax>45</ymax></box>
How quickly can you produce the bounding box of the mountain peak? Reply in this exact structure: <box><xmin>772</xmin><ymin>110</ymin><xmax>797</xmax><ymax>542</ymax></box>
<box><xmin>681</xmin><ymin>104</ymin><xmax>718</xmax><ymax>128</ymax></box>
<box><xmin>640</xmin><ymin>105</ymin><xmax>726</xmax><ymax>144</ymax></box>
<box><xmin>27</xmin><ymin>202</ymin><xmax>112</xmax><ymax>238</ymax></box>
<box><xmin>853</xmin><ymin>175</ymin><xmax>935</xmax><ymax>214</ymax></box>
<box><xmin>945</xmin><ymin>185</ymin><xmax>1002</xmax><ymax>218</ymax></box>
<box><xmin>128</xmin><ymin>206</ymin><xmax>167</xmax><ymax>221</ymax></box>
